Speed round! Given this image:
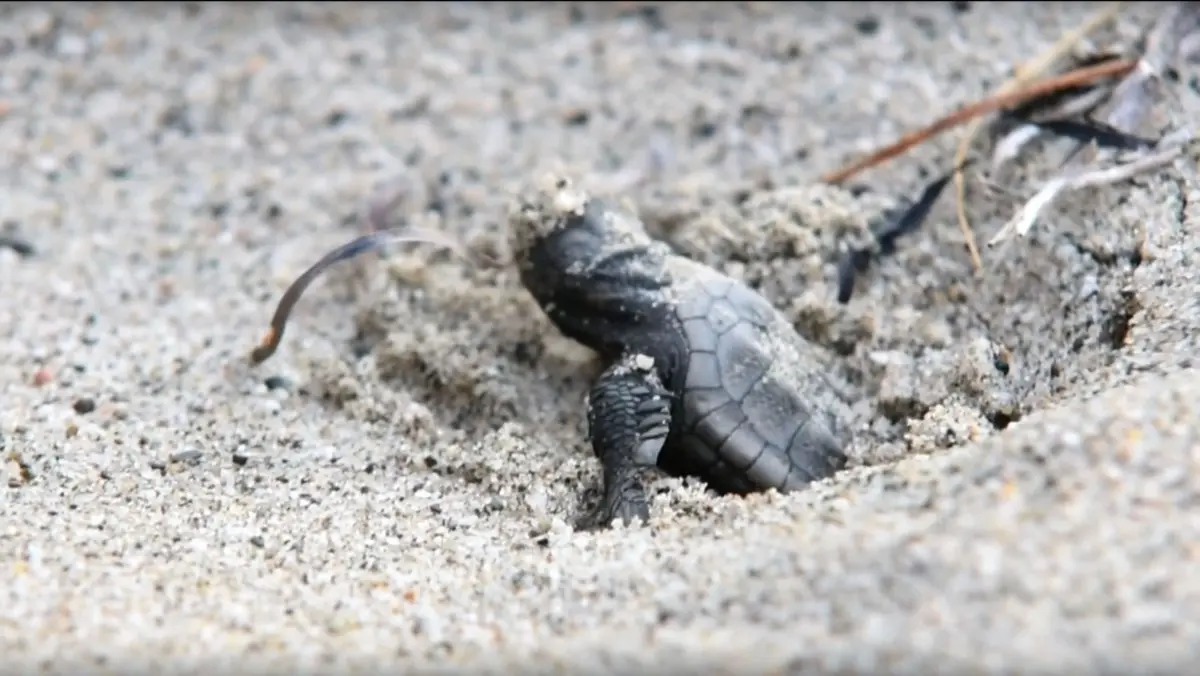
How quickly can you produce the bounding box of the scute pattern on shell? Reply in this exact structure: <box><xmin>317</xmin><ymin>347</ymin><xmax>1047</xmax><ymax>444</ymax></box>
<box><xmin>666</xmin><ymin>255</ymin><xmax>851</xmax><ymax>493</ymax></box>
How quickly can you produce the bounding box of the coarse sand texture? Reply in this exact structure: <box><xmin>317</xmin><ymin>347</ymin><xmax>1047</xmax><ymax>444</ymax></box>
<box><xmin>2</xmin><ymin>3</ymin><xmax>1198</xmax><ymax>674</ymax></box>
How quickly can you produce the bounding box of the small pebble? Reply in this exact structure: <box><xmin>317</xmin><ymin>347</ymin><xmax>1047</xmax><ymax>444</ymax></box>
<box><xmin>56</xmin><ymin>33</ymin><xmax>88</xmax><ymax>57</ymax></box>
<box><xmin>529</xmin><ymin>516</ymin><xmax>553</xmax><ymax>537</ymax></box>
<box><xmin>249</xmin><ymin>535</ymin><xmax>265</xmax><ymax>548</ymax></box>
<box><xmin>232</xmin><ymin>452</ymin><xmax>250</xmax><ymax>467</ymax></box>
<box><xmin>855</xmin><ymin>16</ymin><xmax>880</xmax><ymax>35</ymax></box>
<box><xmin>264</xmin><ymin>375</ymin><xmax>291</xmax><ymax>391</ymax></box>
<box><xmin>72</xmin><ymin>398</ymin><xmax>96</xmax><ymax>415</ymax></box>
<box><xmin>0</xmin><ymin>233</ymin><xmax>36</xmax><ymax>258</ymax></box>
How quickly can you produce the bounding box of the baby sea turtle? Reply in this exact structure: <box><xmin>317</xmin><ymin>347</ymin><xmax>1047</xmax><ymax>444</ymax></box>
<box><xmin>509</xmin><ymin>173</ymin><xmax>852</xmax><ymax>528</ymax></box>
<box><xmin>249</xmin><ymin>173</ymin><xmax>855</xmax><ymax>530</ymax></box>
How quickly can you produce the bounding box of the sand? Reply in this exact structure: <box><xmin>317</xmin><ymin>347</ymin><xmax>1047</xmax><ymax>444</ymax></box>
<box><xmin>2</xmin><ymin>2</ymin><xmax>1198</xmax><ymax>673</ymax></box>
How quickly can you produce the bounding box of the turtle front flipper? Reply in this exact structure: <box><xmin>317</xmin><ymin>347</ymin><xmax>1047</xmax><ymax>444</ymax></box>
<box><xmin>577</xmin><ymin>352</ymin><xmax>672</xmax><ymax>531</ymax></box>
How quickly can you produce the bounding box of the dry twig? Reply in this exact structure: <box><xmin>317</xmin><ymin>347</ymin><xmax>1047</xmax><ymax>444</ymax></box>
<box><xmin>986</xmin><ymin>144</ymin><xmax>1185</xmax><ymax>247</ymax></box>
<box><xmin>987</xmin><ymin>2</ymin><xmax>1198</xmax><ymax>250</ymax></box>
<box><xmin>836</xmin><ymin>163</ymin><xmax>970</xmax><ymax>304</ymax></box>
<box><xmin>248</xmin><ymin>180</ymin><xmax>495</xmax><ymax>366</ymax></box>
<box><xmin>989</xmin><ymin>84</ymin><xmax>1141</xmax><ymax>168</ymax></box>
<box><xmin>950</xmin><ymin>2</ymin><xmax>1129</xmax><ymax>272</ymax></box>
<box><xmin>818</xmin><ymin>58</ymin><xmax>1135</xmax><ymax>186</ymax></box>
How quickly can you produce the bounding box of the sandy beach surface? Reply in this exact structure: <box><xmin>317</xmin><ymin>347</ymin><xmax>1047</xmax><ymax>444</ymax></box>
<box><xmin>3</xmin><ymin>2</ymin><xmax>1199</xmax><ymax>673</ymax></box>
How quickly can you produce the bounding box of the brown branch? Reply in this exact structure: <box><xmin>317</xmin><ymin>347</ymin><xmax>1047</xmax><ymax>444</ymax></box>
<box><xmin>951</xmin><ymin>2</ymin><xmax>1129</xmax><ymax>272</ymax></box>
<box><xmin>819</xmin><ymin>57</ymin><xmax>1137</xmax><ymax>186</ymax></box>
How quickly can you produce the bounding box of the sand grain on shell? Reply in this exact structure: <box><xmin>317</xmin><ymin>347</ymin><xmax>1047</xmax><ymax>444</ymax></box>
<box><xmin>2</xmin><ymin>2</ymin><xmax>1199</xmax><ymax>674</ymax></box>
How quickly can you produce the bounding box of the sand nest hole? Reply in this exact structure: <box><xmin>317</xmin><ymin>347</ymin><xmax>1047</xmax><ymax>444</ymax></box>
<box><xmin>306</xmin><ymin>172</ymin><xmax>1160</xmax><ymax>511</ymax></box>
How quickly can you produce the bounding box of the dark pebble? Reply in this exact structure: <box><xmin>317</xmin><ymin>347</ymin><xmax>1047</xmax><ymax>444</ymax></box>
<box><xmin>73</xmin><ymin>398</ymin><xmax>96</xmax><ymax>415</ymax></box>
<box><xmin>325</xmin><ymin>109</ymin><xmax>348</xmax><ymax>127</ymax></box>
<box><xmin>249</xmin><ymin>535</ymin><xmax>265</xmax><ymax>548</ymax></box>
<box><xmin>993</xmin><ymin>355</ymin><xmax>1011</xmax><ymax>375</ymax></box>
<box><xmin>563</xmin><ymin>108</ymin><xmax>590</xmax><ymax>126</ymax></box>
<box><xmin>149</xmin><ymin>460</ymin><xmax>166</xmax><ymax>472</ymax></box>
<box><xmin>855</xmin><ymin>16</ymin><xmax>880</xmax><ymax>35</ymax></box>
<box><xmin>263</xmin><ymin>375</ymin><xmax>291</xmax><ymax>391</ymax></box>
<box><xmin>637</xmin><ymin>5</ymin><xmax>666</xmax><ymax>32</ymax></box>
<box><xmin>232</xmin><ymin>452</ymin><xmax>250</xmax><ymax>467</ymax></box>
<box><xmin>0</xmin><ymin>233</ymin><xmax>36</xmax><ymax>258</ymax></box>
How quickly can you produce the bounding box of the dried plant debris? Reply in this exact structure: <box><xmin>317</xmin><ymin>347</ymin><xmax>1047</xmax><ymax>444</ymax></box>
<box><xmin>836</xmin><ymin>163</ymin><xmax>969</xmax><ymax>304</ymax></box>
<box><xmin>988</xmin><ymin>2</ymin><xmax>1198</xmax><ymax>249</ymax></box>
<box><xmin>988</xmin><ymin>143</ymin><xmax>1188</xmax><ymax>247</ymax></box>
<box><xmin>248</xmin><ymin>182</ymin><xmax>498</xmax><ymax>366</ymax></box>
<box><xmin>986</xmin><ymin>51</ymin><xmax>1130</xmax><ymax>150</ymax></box>
<box><xmin>814</xmin><ymin>4</ymin><xmax>1192</xmax><ymax>273</ymax></box>
<box><xmin>820</xmin><ymin>3</ymin><xmax>1135</xmax><ymax>273</ymax></box>
<box><xmin>988</xmin><ymin>61</ymin><xmax>1160</xmax><ymax>167</ymax></box>
<box><xmin>997</xmin><ymin>112</ymin><xmax>1158</xmax><ymax>153</ymax></box>
<box><xmin>951</xmin><ymin>2</ymin><xmax>1132</xmax><ymax>271</ymax></box>
<box><xmin>818</xmin><ymin>57</ymin><xmax>1135</xmax><ymax>187</ymax></box>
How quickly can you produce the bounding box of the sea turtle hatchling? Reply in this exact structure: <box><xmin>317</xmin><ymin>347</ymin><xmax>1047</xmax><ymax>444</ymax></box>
<box><xmin>249</xmin><ymin>172</ymin><xmax>863</xmax><ymax>529</ymax></box>
<box><xmin>507</xmin><ymin>173</ymin><xmax>853</xmax><ymax>528</ymax></box>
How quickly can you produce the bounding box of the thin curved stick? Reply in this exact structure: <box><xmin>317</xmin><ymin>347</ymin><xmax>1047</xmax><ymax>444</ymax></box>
<box><xmin>835</xmin><ymin>160</ymin><xmax>972</xmax><ymax>304</ymax></box>
<box><xmin>249</xmin><ymin>228</ymin><xmax>477</xmax><ymax>365</ymax></box>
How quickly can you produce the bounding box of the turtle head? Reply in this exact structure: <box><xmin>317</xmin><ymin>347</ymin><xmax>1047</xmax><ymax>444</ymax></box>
<box><xmin>506</xmin><ymin>172</ymin><xmax>667</xmax><ymax>354</ymax></box>
<box><xmin>508</xmin><ymin>171</ymin><xmax>652</xmax><ymax>290</ymax></box>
